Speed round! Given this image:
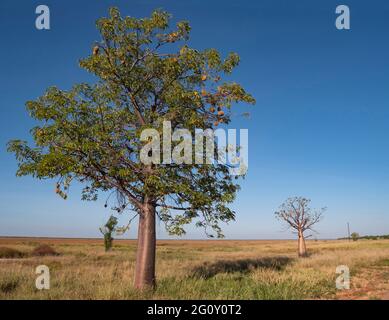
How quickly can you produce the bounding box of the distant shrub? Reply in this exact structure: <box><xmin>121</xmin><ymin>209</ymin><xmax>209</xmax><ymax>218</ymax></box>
<box><xmin>31</xmin><ymin>244</ymin><xmax>59</xmax><ymax>256</ymax></box>
<box><xmin>338</xmin><ymin>234</ymin><xmax>389</xmax><ymax>240</ymax></box>
<box><xmin>0</xmin><ymin>247</ymin><xmax>25</xmax><ymax>259</ymax></box>
<box><xmin>351</xmin><ymin>232</ymin><xmax>360</xmax><ymax>241</ymax></box>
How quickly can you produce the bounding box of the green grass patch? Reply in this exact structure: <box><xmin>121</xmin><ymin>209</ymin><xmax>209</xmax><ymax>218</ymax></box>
<box><xmin>155</xmin><ymin>273</ymin><xmax>334</xmax><ymax>299</ymax></box>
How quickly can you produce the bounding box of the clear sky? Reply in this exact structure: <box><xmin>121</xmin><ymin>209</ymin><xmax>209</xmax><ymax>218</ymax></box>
<box><xmin>0</xmin><ymin>0</ymin><xmax>388</xmax><ymax>239</ymax></box>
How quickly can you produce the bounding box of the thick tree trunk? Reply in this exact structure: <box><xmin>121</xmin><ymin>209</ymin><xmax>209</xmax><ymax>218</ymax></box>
<box><xmin>134</xmin><ymin>202</ymin><xmax>156</xmax><ymax>289</ymax></box>
<box><xmin>298</xmin><ymin>230</ymin><xmax>307</xmax><ymax>257</ymax></box>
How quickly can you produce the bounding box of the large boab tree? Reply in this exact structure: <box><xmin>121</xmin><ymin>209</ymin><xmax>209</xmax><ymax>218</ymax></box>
<box><xmin>7</xmin><ymin>8</ymin><xmax>255</xmax><ymax>289</ymax></box>
<box><xmin>275</xmin><ymin>197</ymin><xmax>325</xmax><ymax>257</ymax></box>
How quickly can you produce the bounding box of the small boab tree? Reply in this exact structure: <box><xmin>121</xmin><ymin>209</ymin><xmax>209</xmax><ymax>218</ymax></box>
<box><xmin>100</xmin><ymin>215</ymin><xmax>118</xmax><ymax>251</ymax></box>
<box><xmin>7</xmin><ymin>8</ymin><xmax>255</xmax><ymax>289</ymax></box>
<box><xmin>275</xmin><ymin>197</ymin><xmax>325</xmax><ymax>257</ymax></box>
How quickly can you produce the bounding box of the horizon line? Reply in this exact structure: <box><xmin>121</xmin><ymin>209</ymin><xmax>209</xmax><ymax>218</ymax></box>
<box><xmin>0</xmin><ymin>235</ymin><xmax>340</xmax><ymax>241</ymax></box>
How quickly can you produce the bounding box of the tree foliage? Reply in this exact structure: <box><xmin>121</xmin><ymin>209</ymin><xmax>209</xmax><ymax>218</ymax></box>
<box><xmin>7</xmin><ymin>8</ymin><xmax>255</xmax><ymax>237</ymax></box>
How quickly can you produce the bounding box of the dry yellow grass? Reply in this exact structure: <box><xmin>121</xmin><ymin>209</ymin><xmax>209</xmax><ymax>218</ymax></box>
<box><xmin>0</xmin><ymin>237</ymin><xmax>388</xmax><ymax>300</ymax></box>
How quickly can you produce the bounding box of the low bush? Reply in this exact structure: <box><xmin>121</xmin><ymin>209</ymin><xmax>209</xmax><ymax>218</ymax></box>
<box><xmin>0</xmin><ymin>247</ymin><xmax>25</xmax><ymax>259</ymax></box>
<box><xmin>31</xmin><ymin>244</ymin><xmax>59</xmax><ymax>256</ymax></box>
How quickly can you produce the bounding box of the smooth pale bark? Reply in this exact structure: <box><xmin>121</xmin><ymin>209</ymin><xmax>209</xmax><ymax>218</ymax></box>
<box><xmin>298</xmin><ymin>230</ymin><xmax>307</xmax><ymax>257</ymax></box>
<box><xmin>134</xmin><ymin>203</ymin><xmax>156</xmax><ymax>289</ymax></box>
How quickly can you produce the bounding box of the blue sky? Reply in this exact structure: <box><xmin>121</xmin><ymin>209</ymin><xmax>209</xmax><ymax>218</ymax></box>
<box><xmin>0</xmin><ymin>0</ymin><xmax>388</xmax><ymax>239</ymax></box>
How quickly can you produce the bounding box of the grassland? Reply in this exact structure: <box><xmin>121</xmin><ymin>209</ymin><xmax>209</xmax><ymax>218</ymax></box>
<box><xmin>0</xmin><ymin>237</ymin><xmax>388</xmax><ymax>300</ymax></box>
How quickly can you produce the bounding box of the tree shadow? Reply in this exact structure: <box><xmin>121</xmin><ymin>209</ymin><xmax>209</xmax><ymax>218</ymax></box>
<box><xmin>190</xmin><ymin>256</ymin><xmax>293</xmax><ymax>279</ymax></box>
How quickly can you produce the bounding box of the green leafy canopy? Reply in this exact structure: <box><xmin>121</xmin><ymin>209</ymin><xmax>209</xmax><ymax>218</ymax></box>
<box><xmin>7</xmin><ymin>7</ymin><xmax>255</xmax><ymax>237</ymax></box>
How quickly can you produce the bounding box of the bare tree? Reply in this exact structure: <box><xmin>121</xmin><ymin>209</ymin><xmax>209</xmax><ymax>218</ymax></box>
<box><xmin>275</xmin><ymin>197</ymin><xmax>325</xmax><ymax>257</ymax></box>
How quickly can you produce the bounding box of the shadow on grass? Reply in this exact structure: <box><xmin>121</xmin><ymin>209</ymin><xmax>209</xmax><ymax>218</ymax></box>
<box><xmin>191</xmin><ymin>256</ymin><xmax>293</xmax><ymax>279</ymax></box>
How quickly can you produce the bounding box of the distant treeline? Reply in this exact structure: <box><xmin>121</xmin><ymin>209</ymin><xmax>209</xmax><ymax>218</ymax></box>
<box><xmin>338</xmin><ymin>234</ymin><xmax>389</xmax><ymax>240</ymax></box>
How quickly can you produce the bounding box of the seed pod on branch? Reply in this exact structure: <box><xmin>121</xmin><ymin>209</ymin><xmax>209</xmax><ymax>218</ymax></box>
<box><xmin>93</xmin><ymin>46</ymin><xmax>99</xmax><ymax>55</ymax></box>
